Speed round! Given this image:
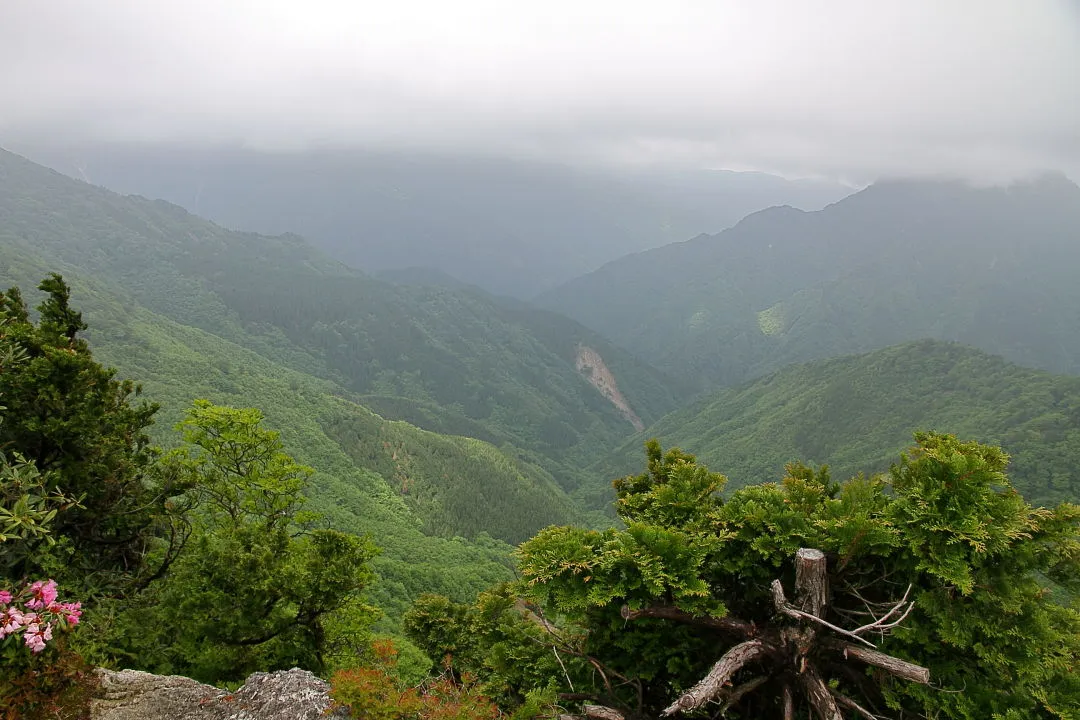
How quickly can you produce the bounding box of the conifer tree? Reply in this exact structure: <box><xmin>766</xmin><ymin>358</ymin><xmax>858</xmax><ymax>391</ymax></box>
<box><xmin>0</xmin><ymin>275</ymin><xmax>165</xmax><ymax>593</ymax></box>
<box><xmin>430</xmin><ymin>435</ymin><xmax>1080</xmax><ymax>719</ymax></box>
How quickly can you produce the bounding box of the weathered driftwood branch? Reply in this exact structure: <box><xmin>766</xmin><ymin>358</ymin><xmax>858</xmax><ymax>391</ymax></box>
<box><xmin>556</xmin><ymin>701</ymin><xmax>630</xmax><ymax>720</ymax></box>
<box><xmin>797</xmin><ymin>663</ymin><xmax>843</xmax><ymax>720</ymax></box>
<box><xmin>824</xmin><ymin>639</ymin><xmax>931</xmax><ymax>684</ymax></box>
<box><xmin>625</xmin><ymin>548</ymin><xmax>929</xmax><ymax>718</ymax></box>
<box><xmin>659</xmin><ymin>640</ymin><xmax>767</xmax><ymax>716</ymax></box>
<box><xmin>619</xmin><ymin>604</ymin><xmax>756</xmax><ymax>636</ymax></box>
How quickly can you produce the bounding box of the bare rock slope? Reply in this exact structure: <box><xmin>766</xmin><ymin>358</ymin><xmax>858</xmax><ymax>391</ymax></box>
<box><xmin>92</xmin><ymin>667</ymin><xmax>348</xmax><ymax>720</ymax></box>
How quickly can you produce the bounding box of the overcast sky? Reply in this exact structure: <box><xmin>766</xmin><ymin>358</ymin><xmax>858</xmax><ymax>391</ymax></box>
<box><xmin>2</xmin><ymin>0</ymin><xmax>1078</xmax><ymax>181</ymax></box>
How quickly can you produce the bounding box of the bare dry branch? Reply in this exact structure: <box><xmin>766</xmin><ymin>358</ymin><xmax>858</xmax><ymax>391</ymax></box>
<box><xmin>620</xmin><ymin>604</ymin><xmax>756</xmax><ymax>636</ymax></box>
<box><xmin>771</xmin><ymin>579</ymin><xmax>877</xmax><ymax>648</ymax></box>
<box><xmin>824</xmin><ymin>640</ymin><xmax>931</xmax><ymax>684</ymax></box>
<box><xmin>847</xmin><ymin>584</ymin><xmax>914</xmax><ymax>637</ymax></box>
<box><xmin>782</xmin><ymin>684</ymin><xmax>794</xmax><ymax>720</ymax></box>
<box><xmin>660</xmin><ymin>641</ymin><xmax>767</xmax><ymax>716</ymax></box>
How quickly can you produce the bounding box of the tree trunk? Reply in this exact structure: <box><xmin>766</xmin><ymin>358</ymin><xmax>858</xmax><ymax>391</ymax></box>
<box><xmin>794</xmin><ymin>548</ymin><xmax>828</xmax><ymax>617</ymax></box>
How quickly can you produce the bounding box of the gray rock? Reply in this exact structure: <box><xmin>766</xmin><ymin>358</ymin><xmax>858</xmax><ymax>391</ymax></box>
<box><xmin>92</xmin><ymin>667</ymin><xmax>350</xmax><ymax>720</ymax></box>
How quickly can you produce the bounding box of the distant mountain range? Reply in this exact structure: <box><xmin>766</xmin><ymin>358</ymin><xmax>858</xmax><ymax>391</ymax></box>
<box><xmin>593</xmin><ymin>340</ymin><xmax>1080</xmax><ymax>508</ymax></box>
<box><xmin>539</xmin><ymin>173</ymin><xmax>1080</xmax><ymax>390</ymax></box>
<box><xmin>10</xmin><ymin>143</ymin><xmax>851</xmax><ymax>297</ymax></box>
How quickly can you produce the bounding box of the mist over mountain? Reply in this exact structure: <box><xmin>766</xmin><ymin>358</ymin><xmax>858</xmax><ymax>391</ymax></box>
<box><xmin>540</xmin><ymin>173</ymin><xmax>1080</xmax><ymax>389</ymax></box>
<box><xmin>11</xmin><ymin>143</ymin><xmax>850</xmax><ymax>297</ymax></box>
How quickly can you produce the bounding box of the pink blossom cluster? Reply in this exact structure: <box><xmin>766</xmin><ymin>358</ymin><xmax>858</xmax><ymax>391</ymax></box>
<box><xmin>0</xmin><ymin>580</ymin><xmax>82</xmax><ymax>653</ymax></box>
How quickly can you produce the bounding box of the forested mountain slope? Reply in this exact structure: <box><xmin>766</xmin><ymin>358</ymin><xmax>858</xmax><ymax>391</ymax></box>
<box><xmin>0</xmin><ymin>147</ymin><xmax>681</xmax><ymax>498</ymax></box>
<box><xmin>14</xmin><ymin>143</ymin><xmax>850</xmax><ymax>298</ymax></box>
<box><xmin>0</xmin><ymin>253</ymin><xmax>527</xmax><ymax>627</ymax></box>
<box><xmin>596</xmin><ymin>340</ymin><xmax>1080</xmax><ymax>507</ymax></box>
<box><xmin>540</xmin><ymin>175</ymin><xmax>1080</xmax><ymax>390</ymax></box>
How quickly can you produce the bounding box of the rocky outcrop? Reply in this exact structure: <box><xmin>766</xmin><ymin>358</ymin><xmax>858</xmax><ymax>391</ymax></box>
<box><xmin>92</xmin><ymin>667</ymin><xmax>349</xmax><ymax>720</ymax></box>
<box><xmin>575</xmin><ymin>345</ymin><xmax>645</xmax><ymax>431</ymax></box>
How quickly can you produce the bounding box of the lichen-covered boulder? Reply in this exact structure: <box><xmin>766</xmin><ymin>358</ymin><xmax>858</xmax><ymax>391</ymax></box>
<box><xmin>92</xmin><ymin>667</ymin><xmax>349</xmax><ymax>720</ymax></box>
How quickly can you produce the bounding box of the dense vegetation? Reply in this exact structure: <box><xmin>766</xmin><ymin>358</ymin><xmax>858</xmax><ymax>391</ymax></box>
<box><xmin>0</xmin><ymin>281</ymin><xmax>376</xmax><ymax>705</ymax></box>
<box><xmin>0</xmin><ymin>262</ymin><xmax>522</xmax><ymax>632</ymax></box>
<box><xmin>539</xmin><ymin>175</ymin><xmax>1080</xmax><ymax>390</ymax></box>
<box><xmin>0</xmin><ymin>147</ymin><xmax>681</xmax><ymax>499</ymax></box>
<box><xmin>406</xmin><ymin>437</ymin><xmax>1080</xmax><ymax>719</ymax></box>
<box><xmin>596</xmin><ymin>340</ymin><xmax>1080</xmax><ymax>508</ymax></box>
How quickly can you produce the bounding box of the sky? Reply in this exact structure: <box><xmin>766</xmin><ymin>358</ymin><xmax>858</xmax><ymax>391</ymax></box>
<box><xmin>1</xmin><ymin>0</ymin><xmax>1078</xmax><ymax>182</ymax></box>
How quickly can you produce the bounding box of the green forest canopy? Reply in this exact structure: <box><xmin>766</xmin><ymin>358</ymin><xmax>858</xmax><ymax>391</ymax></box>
<box><xmin>595</xmin><ymin>340</ymin><xmax>1080</xmax><ymax>508</ymax></box>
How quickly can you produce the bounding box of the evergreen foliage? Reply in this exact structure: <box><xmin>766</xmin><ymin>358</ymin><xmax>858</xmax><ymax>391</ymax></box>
<box><xmin>0</xmin><ymin>275</ymin><xmax>170</xmax><ymax>596</ymax></box>
<box><xmin>0</xmin><ymin>266</ymin><xmax>522</xmax><ymax>629</ymax></box>
<box><xmin>416</xmin><ymin>437</ymin><xmax>1079</xmax><ymax>719</ymax></box>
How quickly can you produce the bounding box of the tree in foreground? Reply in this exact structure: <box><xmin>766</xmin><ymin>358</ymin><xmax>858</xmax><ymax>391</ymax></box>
<box><xmin>416</xmin><ymin>435</ymin><xmax>1078</xmax><ymax>719</ymax></box>
<box><xmin>0</xmin><ymin>275</ymin><xmax>167</xmax><ymax>595</ymax></box>
<box><xmin>118</xmin><ymin>401</ymin><xmax>379</xmax><ymax>684</ymax></box>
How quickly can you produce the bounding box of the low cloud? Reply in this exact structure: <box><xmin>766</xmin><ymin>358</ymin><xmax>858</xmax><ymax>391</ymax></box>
<box><xmin>2</xmin><ymin>0</ymin><xmax>1078</xmax><ymax>181</ymax></box>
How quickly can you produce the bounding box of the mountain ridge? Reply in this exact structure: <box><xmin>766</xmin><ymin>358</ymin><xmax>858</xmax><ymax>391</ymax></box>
<box><xmin>539</xmin><ymin>174</ymin><xmax>1080</xmax><ymax>389</ymax></box>
<box><xmin>9</xmin><ymin>142</ymin><xmax>852</xmax><ymax>297</ymax></box>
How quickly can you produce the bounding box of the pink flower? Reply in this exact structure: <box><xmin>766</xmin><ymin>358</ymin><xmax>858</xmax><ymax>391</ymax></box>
<box><xmin>23</xmin><ymin>622</ymin><xmax>52</xmax><ymax>653</ymax></box>
<box><xmin>0</xmin><ymin>581</ymin><xmax>81</xmax><ymax>648</ymax></box>
<box><xmin>60</xmin><ymin>602</ymin><xmax>82</xmax><ymax>626</ymax></box>
<box><xmin>26</xmin><ymin>580</ymin><xmax>58</xmax><ymax>610</ymax></box>
<box><xmin>0</xmin><ymin>606</ymin><xmax>24</xmax><ymax>637</ymax></box>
